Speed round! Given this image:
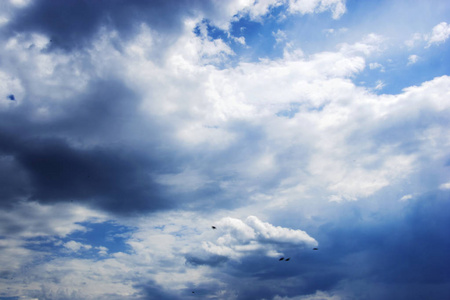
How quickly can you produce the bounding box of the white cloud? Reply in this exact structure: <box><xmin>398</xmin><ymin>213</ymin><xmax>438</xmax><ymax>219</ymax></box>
<box><xmin>407</xmin><ymin>22</ymin><xmax>450</xmax><ymax>48</ymax></box>
<box><xmin>427</xmin><ymin>22</ymin><xmax>450</xmax><ymax>47</ymax></box>
<box><xmin>339</xmin><ymin>33</ymin><xmax>385</xmax><ymax>56</ymax></box>
<box><xmin>408</xmin><ymin>54</ymin><xmax>419</xmax><ymax>65</ymax></box>
<box><xmin>202</xmin><ymin>216</ymin><xmax>317</xmax><ymax>259</ymax></box>
<box><xmin>10</xmin><ymin>0</ymin><xmax>31</xmax><ymax>7</ymax></box>
<box><xmin>273</xmin><ymin>29</ymin><xmax>288</xmax><ymax>44</ymax></box>
<box><xmin>64</xmin><ymin>241</ymin><xmax>93</xmax><ymax>252</ymax></box>
<box><xmin>400</xmin><ymin>194</ymin><xmax>413</xmax><ymax>201</ymax></box>
<box><xmin>233</xmin><ymin>35</ymin><xmax>246</xmax><ymax>45</ymax></box>
<box><xmin>205</xmin><ymin>0</ymin><xmax>345</xmax><ymax>29</ymax></box>
<box><xmin>369</xmin><ymin>62</ymin><xmax>384</xmax><ymax>71</ymax></box>
<box><xmin>96</xmin><ymin>246</ymin><xmax>109</xmax><ymax>256</ymax></box>
<box><xmin>439</xmin><ymin>182</ymin><xmax>450</xmax><ymax>190</ymax></box>
<box><xmin>405</xmin><ymin>32</ymin><xmax>423</xmax><ymax>48</ymax></box>
<box><xmin>374</xmin><ymin>79</ymin><xmax>385</xmax><ymax>90</ymax></box>
<box><xmin>111</xmin><ymin>24</ymin><xmax>450</xmax><ymax>205</ymax></box>
<box><xmin>289</xmin><ymin>0</ymin><xmax>346</xmax><ymax>19</ymax></box>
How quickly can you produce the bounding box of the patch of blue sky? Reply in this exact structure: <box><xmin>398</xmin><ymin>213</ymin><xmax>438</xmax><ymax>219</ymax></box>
<box><xmin>276</xmin><ymin>102</ymin><xmax>328</xmax><ymax>118</ymax></box>
<box><xmin>355</xmin><ymin>42</ymin><xmax>450</xmax><ymax>95</ymax></box>
<box><xmin>276</xmin><ymin>103</ymin><xmax>300</xmax><ymax>119</ymax></box>
<box><xmin>66</xmin><ymin>221</ymin><xmax>134</xmax><ymax>255</ymax></box>
<box><xmin>194</xmin><ymin>4</ymin><xmax>290</xmax><ymax>63</ymax></box>
<box><xmin>22</xmin><ymin>221</ymin><xmax>134</xmax><ymax>260</ymax></box>
<box><xmin>342</xmin><ymin>0</ymin><xmax>450</xmax><ymax>39</ymax></box>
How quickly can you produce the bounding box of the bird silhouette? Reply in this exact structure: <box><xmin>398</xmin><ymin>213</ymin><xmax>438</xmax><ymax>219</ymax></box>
<box><xmin>313</xmin><ymin>248</ymin><xmax>318</xmax><ymax>250</ymax></box>
<box><xmin>285</xmin><ymin>258</ymin><xmax>290</xmax><ymax>261</ymax></box>
<box><xmin>279</xmin><ymin>257</ymin><xmax>284</xmax><ymax>261</ymax></box>
<box><xmin>211</xmin><ymin>226</ymin><xmax>216</xmax><ymax>229</ymax></box>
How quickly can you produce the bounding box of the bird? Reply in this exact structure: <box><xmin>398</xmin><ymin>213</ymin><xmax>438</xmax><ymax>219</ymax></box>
<box><xmin>313</xmin><ymin>248</ymin><xmax>318</xmax><ymax>250</ymax></box>
<box><xmin>7</xmin><ymin>94</ymin><xmax>15</xmax><ymax>101</ymax></box>
<box><xmin>285</xmin><ymin>258</ymin><xmax>290</xmax><ymax>261</ymax></box>
<box><xmin>211</xmin><ymin>226</ymin><xmax>216</xmax><ymax>229</ymax></box>
<box><xmin>192</xmin><ymin>291</ymin><xmax>195</xmax><ymax>293</ymax></box>
<box><xmin>279</xmin><ymin>257</ymin><xmax>284</xmax><ymax>261</ymax></box>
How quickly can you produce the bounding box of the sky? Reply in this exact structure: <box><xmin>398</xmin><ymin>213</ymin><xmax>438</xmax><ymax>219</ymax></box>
<box><xmin>0</xmin><ymin>0</ymin><xmax>450</xmax><ymax>299</ymax></box>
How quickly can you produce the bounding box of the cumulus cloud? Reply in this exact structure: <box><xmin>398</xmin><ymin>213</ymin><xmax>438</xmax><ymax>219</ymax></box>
<box><xmin>427</xmin><ymin>21</ymin><xmax>450</xmax><ymax>47</ymax></box>
<box><xmin>200</xmin><ymin>216</ymin><xmax>317</xmax><ymax>260</ymax></box>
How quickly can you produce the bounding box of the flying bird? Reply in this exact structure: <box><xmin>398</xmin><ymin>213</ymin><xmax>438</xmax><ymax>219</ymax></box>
<box><xmin>211</xmin><ymin>226</ymin><xmax>216</xmax><ymax>229</ymax></box>
<box><xmin>7</xmin><ymin>94</ymin><xmax>15</xmax><ymax>101</ymax></box>
<box><xmin>313</xmin><ymin>248</ymin><xmax>318</xmax><ymax>250</ymax></box>
<box><xmin>279</xmin><ymin>257</ymin><xmax>284</xmax><ymax>261</ymax></box>
<box><xmin>285</xmin><ymin>258</ymin><xmax>290</xmax><ymax>261</ymax></box>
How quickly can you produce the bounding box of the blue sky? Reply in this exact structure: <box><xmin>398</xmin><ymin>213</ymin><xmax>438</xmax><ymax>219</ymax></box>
<box><xmin>0</xmin><ymin>0</ymin><xmax>450</xmax><ymax>299</ymax></box>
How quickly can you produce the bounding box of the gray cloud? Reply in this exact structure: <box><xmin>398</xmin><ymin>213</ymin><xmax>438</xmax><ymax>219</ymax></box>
<box><xmin>5</xmin><ymin>0</ymin><xmax>215</xmax><ymax>52</ymax></box>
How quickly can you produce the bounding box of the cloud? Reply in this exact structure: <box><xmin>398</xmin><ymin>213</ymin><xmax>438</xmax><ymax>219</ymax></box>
<box><xmin>273</xmin><ymin>291</ymin><xmax>342</xmax><ymax>300</ymax></box>
<box><xmin>408</xmin><ymin>54</ymin><xmax>419</xmax><ymax>65</ymax></box>
<box><xmin>369</xmin><ymin>62</ymin><xmax>384</xmax><ymax>71</ymax></box>
<box><xmin>427</xmin><ymin>21</ymin><xmax>450</xmax><ymax>47</ymax></box>
<box><xmin>373</xmin><ymin>79</ymin><xmax>385</xmax><ymax>90</ymax></box>
<box><xmin>400</xmin><ymin>194</ymin><xmax>413</xmax><ymax>201</ymax></box>
<box><xmin>273</xmin><ymin>29</ymin><xmax>288</xmax><ymax>44</ymax></box>
<box><xmin>407</xmin><ymin>21</ymin><xmax>450</xmax><ymax>48</ymax></box>
<box><xmin>5</xmin><ymin>0</ymin><xmax>207</xmax><ymax>51</ymax></box>
<box><xmin>439</xmin><ymin>182</ymin><xmax>450</xmax><ymax>190</ymax></box>
<box><xmin>0</xmin><ymin>12</ymin><xmax>448</xmax><ymax>225</ymax></box>
<box><xmin>0</xmin><ymin>201</ymin><xmax>103</xmax><ymax>238</ymax></box>
<box><xmin>63</xmin><ymin>240</ymin><xmax>92</xmax><ymax>252</ymax></box>
<box><xmin>288</xmin><ymin>0</ymin><xmax>346</xmax><ymax>19</ymax></box>
<box><xmin>200</xmin><ymin>216</ymin><xmax>317</xmax><ymax>260</ymax></box>
<box><xmin>1</xmin><ymin>1</ymin><xmax>450</xmax><ymax>299</ymax></box>
<box><xmin>3</xmin><ymin>0</ymin><xmax>346</xmax><ymax>54</ymax></box>
<box><xmin>405</xmin><ymin>32</ymin><xmax>423</xmax><ymax>48</ymax></box>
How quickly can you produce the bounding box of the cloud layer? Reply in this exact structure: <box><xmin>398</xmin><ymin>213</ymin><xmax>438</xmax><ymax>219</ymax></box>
<box><xmin>1</xmin><ymin>0</ymin><xmax>450</xmax><ymax>299</ymax></box>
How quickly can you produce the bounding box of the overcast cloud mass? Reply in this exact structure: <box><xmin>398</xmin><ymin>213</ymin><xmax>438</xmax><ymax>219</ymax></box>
<box><xmin>0</xmin><ymin>0</ymin><xmax>450</xmax><ymax>299</ymax></box>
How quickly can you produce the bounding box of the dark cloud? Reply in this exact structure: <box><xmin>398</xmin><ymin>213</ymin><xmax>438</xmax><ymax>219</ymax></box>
<box><xmin>0</xmin><ymin>77</ymin><xmax>178</xmax><ymax>215</ymax></box>
<box><xmin>185</xmin><ymin>254</ymin><xmax>229</xmax><ymax>267</ymax></box>
<box><xmin>134</xmin><ymin>280</ymin><xmax>183</xmax><ymax>300</ymax></box>
<box><xmin>287</xmin><ymin>191</ymin><xmax>450</xmax><ymax>300</ymax></box>
<box><xmin>6</xmin><ymin>0</ymin><xmax>215</xmax><ymax>52</ymax></box>
<box><xmin>0</xmin><ymin>132</ymin><xmax>173</xmax><ymax>215</ymax></box>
